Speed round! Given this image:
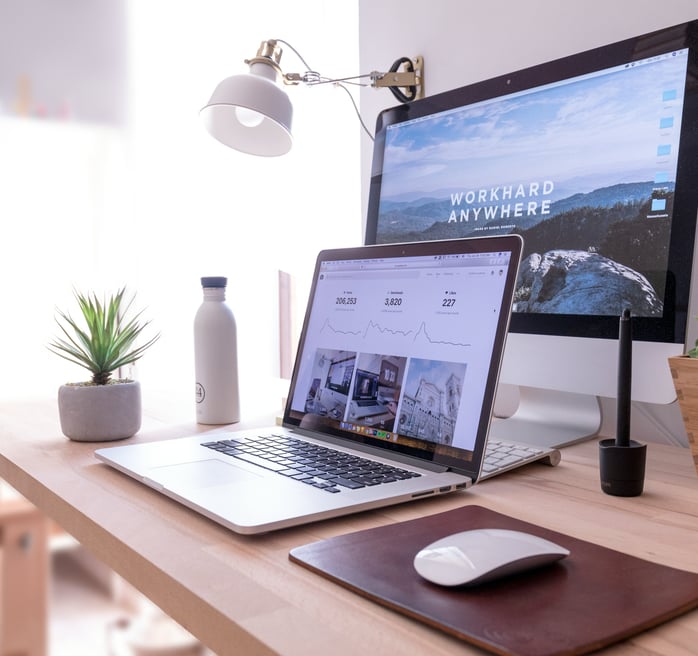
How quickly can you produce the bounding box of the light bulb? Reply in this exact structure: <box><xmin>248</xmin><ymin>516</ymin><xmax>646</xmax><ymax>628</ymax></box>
<box><xmin>235</xmin><ymin>106</ymin><xmax>265</xmax><ymax>128</ymax></box>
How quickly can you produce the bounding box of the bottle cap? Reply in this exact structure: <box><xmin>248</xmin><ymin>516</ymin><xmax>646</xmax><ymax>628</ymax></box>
<box><xmin>201</xmin><ymin>276</ymin><xmax>227</xmax><ymax>288</ymax></box>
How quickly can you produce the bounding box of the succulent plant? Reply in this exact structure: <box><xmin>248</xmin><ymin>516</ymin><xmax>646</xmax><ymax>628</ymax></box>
<box><xmin>48</xmin><ymin>288</ymin><xmax>160</xmax><ymax>385</ymax></box>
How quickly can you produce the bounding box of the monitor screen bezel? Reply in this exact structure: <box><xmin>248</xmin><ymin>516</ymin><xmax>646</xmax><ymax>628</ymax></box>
<box><xmin>364</xmin><ymin>20</ymin><xmax>698</xmax><ymax>346</ymax></box>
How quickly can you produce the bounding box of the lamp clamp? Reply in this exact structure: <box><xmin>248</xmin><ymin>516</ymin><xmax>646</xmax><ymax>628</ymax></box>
<box><xmin>370</xmin><ymin>55</ymin><xmax>424</xmax><ymax>101</ymax></box>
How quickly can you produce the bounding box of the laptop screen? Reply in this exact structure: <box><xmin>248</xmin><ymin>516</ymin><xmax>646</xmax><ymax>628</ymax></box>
<box><xmin>284</xmin><ymin>235</ymin><xmax>522</xmax><ymax>475</ymax></box>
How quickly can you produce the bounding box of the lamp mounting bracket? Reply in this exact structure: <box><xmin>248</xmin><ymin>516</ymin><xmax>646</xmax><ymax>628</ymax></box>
<box><xmin>371</xmin><ymin>55</ymin><xmax>424</xmax><ymax>101</ymax></box>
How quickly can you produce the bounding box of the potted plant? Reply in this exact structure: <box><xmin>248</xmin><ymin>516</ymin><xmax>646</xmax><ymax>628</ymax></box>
<box><xmin>668</xmin><ymin>340</ymin><xmax>698</xmax><ymax>477</ymax></box>
<box><xmin>48</xmin><ymin>288</ymin><xmax>160</xmax><ymax>442</ymax></box>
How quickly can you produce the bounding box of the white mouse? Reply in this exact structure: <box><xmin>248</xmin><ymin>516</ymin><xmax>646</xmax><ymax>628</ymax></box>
<box><xmin>413</xmin><ymin>528</ymin><xmax>570</xmax><ymax>587</ymax></box>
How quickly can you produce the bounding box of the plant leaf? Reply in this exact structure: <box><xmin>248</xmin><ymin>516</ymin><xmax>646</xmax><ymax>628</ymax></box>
<box><xmin>48</xmin><ymin>287</ymin><xmax>160</xmax><ymax>384</ymax></box>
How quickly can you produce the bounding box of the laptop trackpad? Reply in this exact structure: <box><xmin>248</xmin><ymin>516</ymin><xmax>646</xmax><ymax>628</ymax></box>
<box><xmin>148</xmin><ymin>459</ymin><xmax>264</xmax><ymax>489</ymax></box>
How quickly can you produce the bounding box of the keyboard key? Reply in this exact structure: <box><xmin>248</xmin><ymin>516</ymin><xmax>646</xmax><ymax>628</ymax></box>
<box><xmin>233</xmin><ymin>453</ymin><xmax>286</xmax><ymax>472</ymax></box>
<box><xmin>329</xmin><ymin>477</ymin><xmax>365</xmax><ymax>489</ymax></box>
<box><xmin>278</xmin><ymin>468</ymin><xmax>301</xmax><ymax>477</ymax></box>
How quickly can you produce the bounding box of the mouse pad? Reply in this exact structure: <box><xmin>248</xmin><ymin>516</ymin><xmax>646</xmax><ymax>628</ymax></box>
<box><xmin>289</xmin><ymin>504</ymin><xmax>698</xmax><ymax>656</ymax></box>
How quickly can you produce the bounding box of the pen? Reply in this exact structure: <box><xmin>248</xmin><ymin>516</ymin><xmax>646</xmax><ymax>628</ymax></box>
<box><xmin>616</xmin><ymin>309</ymin><xmax>631</xmax><ymax>448</ymax></box>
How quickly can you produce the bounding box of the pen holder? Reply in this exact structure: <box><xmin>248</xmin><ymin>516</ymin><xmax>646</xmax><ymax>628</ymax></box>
<box><xmin>599</xmin><ymin>439</ymin><xmax>647</xmax><ymax>497</ymax></box>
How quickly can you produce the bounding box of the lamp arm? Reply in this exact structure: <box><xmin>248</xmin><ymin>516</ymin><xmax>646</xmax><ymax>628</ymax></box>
<box><xmin>284</xmin><ymin>72</ymin><xmax>372</xmax><ymax>87</ymax></box>
<box><xmin>271</xmin><ymin>38</ymin><xmax>424</xmax><ymax>101</ymax></box>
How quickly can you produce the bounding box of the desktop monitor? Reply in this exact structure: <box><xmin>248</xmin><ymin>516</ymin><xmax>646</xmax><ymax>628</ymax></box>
<box><xmin>354</xmin><ymin>369</ymin><xmax>379</xmax><ymax>401</ymax></box>
<box><xmin>325</xmin><ymin>356</ymin><xmax>355</xmax><ymax>396</ymax></box>
<box><xmin>364</xmin><ymin>21</ymin><xmax>698</xmax><ymax>448</ymax></box>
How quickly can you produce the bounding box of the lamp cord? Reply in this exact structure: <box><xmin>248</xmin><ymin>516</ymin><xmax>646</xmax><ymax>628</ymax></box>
<box><xmin>335</xmin><ymin>82</ymin><xmax>375</xmax><ymax>142</ymax></box>
<box><xmin>275</xmin><ymin>39</ymin><xmax>316</xmax><ymax>76</ymax></box>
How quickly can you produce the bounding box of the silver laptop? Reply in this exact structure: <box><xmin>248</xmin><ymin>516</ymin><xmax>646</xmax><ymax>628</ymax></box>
<box><xmin>97</xmin><ymin>235</ymin><xmax>532</xmax><ymax>534</ymax></box>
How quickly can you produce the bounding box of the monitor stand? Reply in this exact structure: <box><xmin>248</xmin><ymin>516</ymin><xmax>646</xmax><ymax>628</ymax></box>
<box><xmin>489</xmin><ymin>386</ymin><xmax>602</xmax><ymax>449</ymax></box>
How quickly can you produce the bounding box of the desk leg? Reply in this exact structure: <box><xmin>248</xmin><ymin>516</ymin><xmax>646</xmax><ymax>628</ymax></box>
<box><xmin>0</xmin><ymin>500</ymin><xmax>49</xmax><ymax>656</ymax></box>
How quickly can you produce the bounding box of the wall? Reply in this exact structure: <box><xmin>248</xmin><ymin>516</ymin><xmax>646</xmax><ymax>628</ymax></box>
<box><xmin>0</xmin><ymin>0</ymin><xmax>127</xmax><ymax>125</ymax></box>
<box><xmin>123</xmin><ymin>1</ymin><xmax>363</xmax><ymax>419</ymax></box>
<box><xmin>358</xmin><ymin>0</ymin><xmax>698</xmax><ymax>445</ymax></box>
<box><xmin>0</xmin><ymin>1</ymin><xmax>361</xmax><ymax>421</ymax></box>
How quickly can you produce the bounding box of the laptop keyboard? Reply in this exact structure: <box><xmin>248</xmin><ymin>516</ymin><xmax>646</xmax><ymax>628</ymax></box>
<box><xmin>481</xmin><ymin>438</ymin><xmax>560</xmax><ymax>479</ymax></box>
<box><xmin>202</xmin><ymin>434</ymin><xmax>559</xmax><ymax>492</ymax></box>
<box><xmin>202</xmin><ymin>434</ymin><xmax>422</xmax><ymax>493</ymax></box>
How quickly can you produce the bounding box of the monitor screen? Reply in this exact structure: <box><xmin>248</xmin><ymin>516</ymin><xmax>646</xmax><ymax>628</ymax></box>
<box><xmin>325</xmin><ymin>356</ymin><xmax>355</xmax><ymax>395</ymax></box>
<box><xmin>364</xmin><ymin>21</ymin><xmax>698</xmax><ymax>447</ymax></box>
<box><xmin>353</xmin><ymin>369</ymin><xmax>379</xmax><ymax>401</ymax></box>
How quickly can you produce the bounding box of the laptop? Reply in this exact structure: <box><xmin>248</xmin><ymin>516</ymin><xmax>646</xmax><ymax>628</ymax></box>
<box><xmin>97</xmin><ymin>235</ymin><xmax>543</xmax><ymax>535</ymax></box>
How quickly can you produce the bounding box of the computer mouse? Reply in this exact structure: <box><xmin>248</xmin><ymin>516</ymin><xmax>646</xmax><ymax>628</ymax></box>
<box><xmin>413</xmin><ymin>528</ymin><xmax>570</xmax><ymax>587</ymax></box>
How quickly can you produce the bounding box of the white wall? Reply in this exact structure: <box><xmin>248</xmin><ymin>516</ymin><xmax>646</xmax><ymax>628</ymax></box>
<box><xmin>0</xmin><ymin>1</ymin><xmax>362</xmax><ymax>421</ymax></box>
<box><xmin>358</xmin><ymin>0</ymin><xmax>698</xmax><ymax>445</ymax></box>
<box><xmin>124</xmin><ymin>1</ymin><xmax>363</xmax><ymax>418</ymax></box>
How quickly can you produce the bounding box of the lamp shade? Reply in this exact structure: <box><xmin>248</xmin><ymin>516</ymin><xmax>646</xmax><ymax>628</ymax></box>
<box><xmin>201</xmin><ymin>62</ymin><xmax>293</xmax><ymax>157</ymax></box>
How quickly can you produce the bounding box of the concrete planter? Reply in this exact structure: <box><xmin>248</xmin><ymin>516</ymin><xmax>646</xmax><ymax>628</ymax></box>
<box><xmin>668</xmin><ymin>355</ymin><xmax>698</xmax><ymax>477</ymax></box>
<box><xmin>58</xmin><ymin>380</ymin><xmax>141</xmax><ymax>442</ymax></box>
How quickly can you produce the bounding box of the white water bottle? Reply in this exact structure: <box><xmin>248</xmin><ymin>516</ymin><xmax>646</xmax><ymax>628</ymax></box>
<box><xmin>194</xmin><ymin>277</ymin><xmax>240</xmax><ymax>424</ymax></box>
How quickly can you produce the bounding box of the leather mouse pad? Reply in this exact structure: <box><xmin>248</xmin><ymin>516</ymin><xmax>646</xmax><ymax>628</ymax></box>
<box><xmin>289</xmin><ymin>504</ymin><xmax>698</xmax><ymax>656</ymax></box>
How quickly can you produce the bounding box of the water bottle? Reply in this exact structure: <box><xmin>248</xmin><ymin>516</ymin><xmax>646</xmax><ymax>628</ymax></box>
<box><xmin>194</xmin><ymin>276</ymin><xmax>240</xmax><ymax>424</ymax></box>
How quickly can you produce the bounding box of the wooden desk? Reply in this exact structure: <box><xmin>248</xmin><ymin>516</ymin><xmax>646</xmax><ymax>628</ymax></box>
<box><xmin>1</xmin><ymin>398</ymin><xmax>698</xmax><ymax>656</ymax></box>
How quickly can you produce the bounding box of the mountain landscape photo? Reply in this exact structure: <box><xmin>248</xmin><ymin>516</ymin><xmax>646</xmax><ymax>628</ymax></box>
<box><xmin>375</xmin><ymin>182</ymin><xmax>673</xmax><ymax>316</ymax></box>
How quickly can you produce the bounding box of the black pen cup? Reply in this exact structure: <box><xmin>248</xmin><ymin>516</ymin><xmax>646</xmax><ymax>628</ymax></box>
<box><xmin>599</xmin><ymin>439</ymin><xmax>647</xmax><ymax>497</ymax></box>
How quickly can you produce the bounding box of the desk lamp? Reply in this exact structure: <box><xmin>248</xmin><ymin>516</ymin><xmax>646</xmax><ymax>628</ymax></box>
<box><xmin>201</xmin><ymin>39</ymin><xmax>424</xmax><ymax>156</ymax></box>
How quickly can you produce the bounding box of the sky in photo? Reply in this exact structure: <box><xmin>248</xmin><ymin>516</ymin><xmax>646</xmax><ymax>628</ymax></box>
<box><xmin>380</xmin><ymin>52</ymin><xmax>688</xmax><ymax>200</ymax></box>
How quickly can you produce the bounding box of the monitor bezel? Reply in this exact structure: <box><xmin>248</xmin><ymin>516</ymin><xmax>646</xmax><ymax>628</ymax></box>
<box><xmin>364</xmin><ymin>20</ymin><xmax>698</xmax><ymax>346</ymax></box>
